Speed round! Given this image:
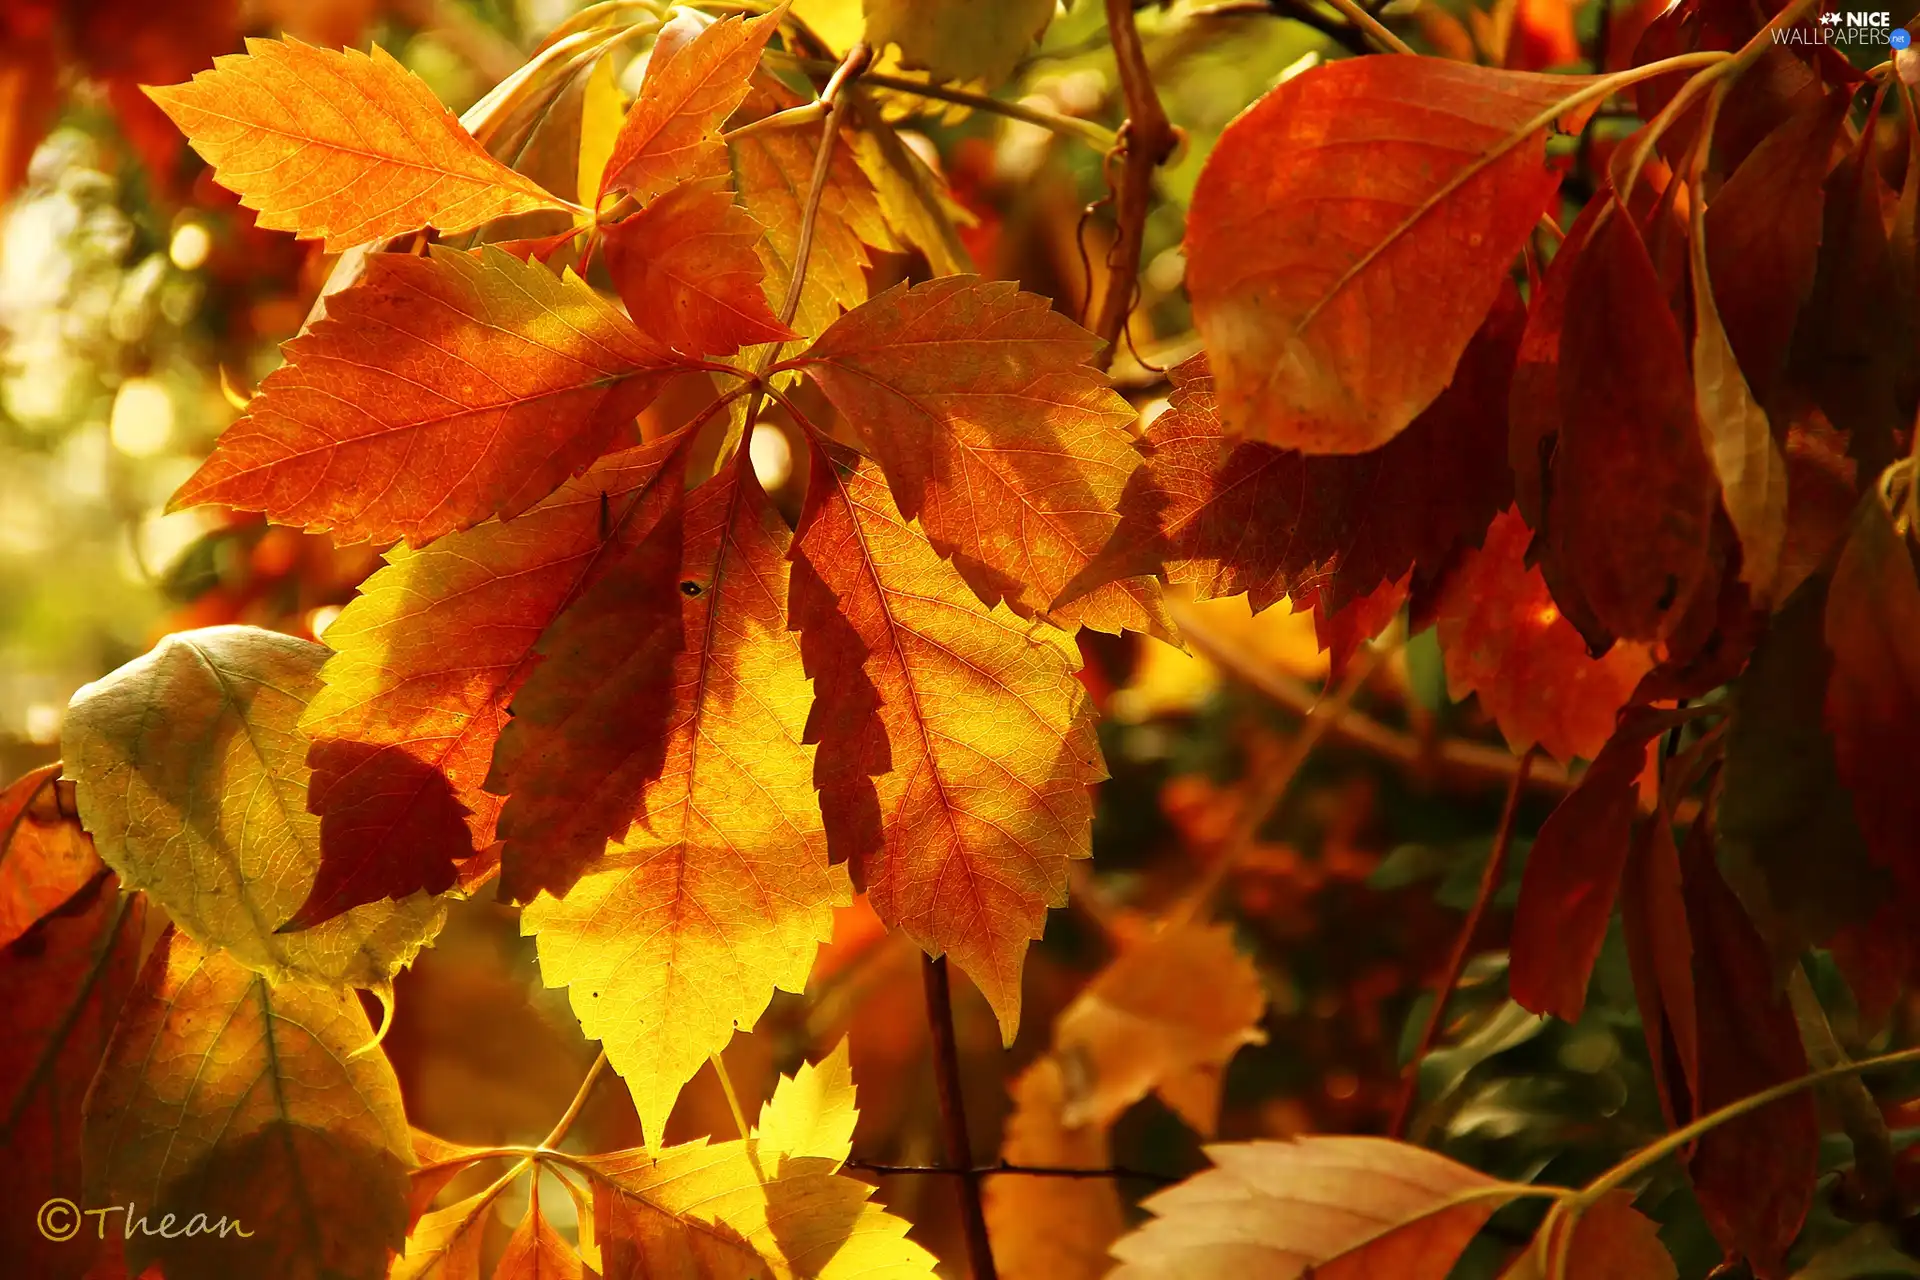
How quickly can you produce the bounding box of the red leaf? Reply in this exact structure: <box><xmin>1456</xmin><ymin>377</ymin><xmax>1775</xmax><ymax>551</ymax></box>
<box><xmin>1185</xmin><ymin>56</ymin><xmax>1585</xmax><ymax>453</ymax></box>
<box><xmin>603</xmin><ymin>178</ymin><xmax>795</xmax><ymax>358</ymax></box>
<box><xmin>1553</xmin><ymin>198</ymin><xmax>1717</xmax><ymax>641</ymax></box>
<box><xmin>1309</xmin><ymin>573</ymin><xmax>1408</xmax><ymax>682</ymax></box>
<box><xmin>0</xmin><ymin>766</ymin><xmax>102</xmax><ymax>949</ymax></box>
<box><xmin>1436</xmin><ymin>507</ymin><xmax>1653</xmax><ymax>764</ymax></box>
<box><xmin>1508</xmin><ymin>710</ymin><xmax>1669</xmax><ymax>1021</ymax></box>
<box><xmin>1620</xmin><ymin>813</ymin><xmax>1699</xmax><ymax>1132</ymax></box>
<box><xmin>1825</xmin><ymin>495</ymin><xmax>1920</xmax><ymax>905</ymax></box>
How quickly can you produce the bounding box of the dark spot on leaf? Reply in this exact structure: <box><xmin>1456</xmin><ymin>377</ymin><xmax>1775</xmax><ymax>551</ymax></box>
<box><xmin>680</xmin><ymin>581</ymin><xmax>703</xmax><ymax>597</ymax></box>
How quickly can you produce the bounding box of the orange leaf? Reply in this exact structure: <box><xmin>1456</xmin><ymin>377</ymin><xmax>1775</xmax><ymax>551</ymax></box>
<box><xmin>1503</xmin><ymin>1192</ymin><xmax>1676</xmax><ymax>1279</ymax></box>
<box><xmin>1185</xmin><ymin>56</ymin><xmax>1590</xmax><ymax>453</ymax></box>
<box><xmin>602</xmin><ymin>8</ymin><xmax>784</xmax><ymax>205</ymax></box>
<box><xmin>0</xmin><ymin>765</ymin><xmax>102</xmax><ymax>949</ymax></box>
<box><xmin>984</xmin><ymin>1058</ymin><xmax>1125</xmax><ymax>1280</ymax></box>
<box><xmin>793</xmin><ymin>277</ymin><xmax>1157</xmax><ymax>631</ymax></box>
<box><xmin>294</xmin><ymin>436</ymin><xmax>689</xmax><ymax>926</ymax></box>
<box><xmin>1110</xmin><ymin>1136</ymin><xmax>1520</xmax><ymax>1279</ymax></box>
<box><xmin>171</xmin><ymin>246</ymin><xmax>682</xmax><ymax>547</ymax></box>
<box><xmin>603</xmin><ymin>178</ymin><xmax>796</xmax><ymax>357</ymax></box>
<box><xmin>518</xmin><ymin>456</ymin><xmax>845</xmax><ymax>1141</ymax></box>
<box><xmin>790</xmin><ymin>439</ymin><xmax>1102</xmax><ymax>1039</ymax></box>
<box><xmin>498</xmin><ymin>1184</ymin><xmax>594</xmax><ymax>1280</ymax></box>
<box><xmin>1436</xmin><ymin>507</ymin><xmax>1652</xmax><ymax>763</ymax></box>
<box><xmin>145</xmin><ymin>37</ymin><xmax>567</xmax><ymax>251</ymax></box>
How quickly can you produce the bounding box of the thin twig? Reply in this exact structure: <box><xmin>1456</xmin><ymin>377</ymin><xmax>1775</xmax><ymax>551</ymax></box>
<box><xmin>542</xmin><ymin>1050</ymin><xmax>609</xmax><ymax>1149</ymax></box>
<box><xmin>922</xmin><ymin>955</ymin><xmax>998</xmax><ymax>1280</ymax></box>
<box><xmin>1093</xmin><ymin>0</ymin><xmax>1179</xmax><ymax>370</ymax></box>
<box><xmin>1388</xmin><ymin>748</ymin><xmax>1538</xmax><ymax>1140</ymax></box>
<box><xmin>847</xmin><ymin>1158</ymin><xmax>1187</xmax><ymax>1185</ymax></box>
<box><xmin>1319</xmin><ymin>0</ymin><xmax>1417</xmax><ymax>53</ymax></box>
<box><xmin>711</xmin><ymin>1052</ymin><xmax>752</xmax><ymax>1140</ymax></box>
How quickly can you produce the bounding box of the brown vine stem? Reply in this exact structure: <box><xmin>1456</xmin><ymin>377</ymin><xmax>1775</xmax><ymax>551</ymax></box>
<box><xmin>1093</xmin><ymin>0</ymin><xmax>1179</xmax><ymax>370</ymax></box>
<box><xmin>1387</xmin><ymin>747</ymin><xmax>1538</xmax><ymax>1140</ymax></box>
<box><xmin>922</xmin><ymin>955</ymin><xmax>998</xmax><ymax>1280</ymax></box>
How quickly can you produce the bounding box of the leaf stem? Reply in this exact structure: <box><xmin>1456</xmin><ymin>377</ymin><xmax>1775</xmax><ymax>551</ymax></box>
<box><xmin>542</xmin><ymin>1049</ymin><xmax>608</xmax><ymax>1150</ymax></box>
<box><xmin>1388</xmin><ymin>747</ymin><xmax>1538</xmax><ymax>1140</ymax></box>
<box><xmin>1093</xmin><ymin>0</ymin><xmax>1180</xmax><ymax>370</ymax></box>
<box><xmin>1319</xmin><ymin>0</ymin><xmax>1416</xmax><ymax>54</ymax></box>
<box><xmin>922</xmin><ymin>954</ymin><xmax>998</xmax><ymax>1280</ymax></box>
<box><xmin>711</xmin><ymin>1052</ymin><xmax>752</xmax><ymax>1139</ymax></box>
<box><xmin>764</xmin><ymin>51</ymin><xmax>1119</xmax><ymax>150</ymax></box>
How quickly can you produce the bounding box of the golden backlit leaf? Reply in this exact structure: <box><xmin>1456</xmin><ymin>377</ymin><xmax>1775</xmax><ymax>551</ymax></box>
<box><xmin>794</xmin><ymin>276</ymin><xmax>1153</xmax><ymax>629</ymax></box>
<box><xmin>0</xmin><ymin>764</ymin><xmax>101</xmax><ymax>948</ymax></box>
<box><xmin>790</xmin><ymin>440</ymin><xmax>1103</xmax><ymax>1040</ymax></box>
<box><xmin>863</xmin><ymin>0</ymin><xmax>1055</xmax><ymax>87</ymax></box>
<box><xmin>84</xmin><ymin>929</ymin><xmax>414</xmax><ymax>1280</ymax></box>
<box><xmin>171</xmin><ymin>247</ymin><xmax>681</xmax><ymax>547</ymax></box>
<box><xmin>146</xmin><ymin>37</ymin><xmax>567</xmax><ymax>251</ymax></box>
<box><xmin>1052</xmin><ymin>922</ymin><xmax>1267</xmax><ymax>1135</ymax></box>
<box><xmin>499</xmin><ymin>1184</ymin><xmax>595</xmax><ymax>1280</ymax></box>
<box><xmin>754</xmin><ymin>1038</ymin><xmax>857</xmax><ymax>1164</ymax></box>
<box><xmin>393</xmin><ymin>1189</ymin><xmax>495</xmax><ymax>1280</ymax></box>
<box><xmin>522</xmin><ymin>459</ymin><xmax>846</xmax><ymax>1145</ymax></box>
<box><xmin>984</xmin><ymin>1057</ymin><xmax>1125</xmax><ymax>1280</ymax></box>
<box><xmin>1109</xmin><ymin>1137</ymin><xmax>1520</xmax><ymax>1280</ymax></box>
<box><xmin>64</xmin><ymin>626</ymin><xmax>445</xmax><ymax>989</ymax></box>
<box><xmin>578</xmin><ymin>52</ymin><xmax>624</xmax><ymax>214</ymax></box>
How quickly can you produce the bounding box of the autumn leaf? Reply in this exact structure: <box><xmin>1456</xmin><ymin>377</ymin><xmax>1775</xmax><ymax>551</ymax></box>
<box><xmin>985</xmin><ymin>1057</ymin><xmax>1125</xmax><ymax>1280</ymax></box>
<box><xmin>586</xmin><ymin>1046</ymin><xmax>936</xmax><ymax>1278</ymax></box>
<box><xmin>1436</xmin><ymin>507</ymin><xmax>1653</xmax><ymax>763</ymax></box>
<box><xmin>64</xmin><ymin>625</ymin><xmax>445</xmax><ymax>989</ymax></box>
<box><xmin>794</xmin><ymin>276</ymin><xmax>1154</xmax><ymax>631</ymax></box>
<box><xmin>0</xmin><ymin>873</ymin><xmax>144</xmax><ymax>1280</ymax></box>
<box><xmin>753</xmin><ymin>1038</ymin><xmax>857</xmax><ymax>1163</ymax></box>
<box><xmin>1620</xmin><ymin>813</ymin><xmax>1700</xmax><ymax>1135</ymax></box>
<box><xmin>171</xmin><ymin>246</ymin><xmax>683</xmax><ymax>547</ymax></box>
<box><xmin>602</xmin><ymin>178</ymin><xmax>796</xmax><ymax>358</ymax></box>
<box><xmin>1824</xmin><ymin>494</ymin><xmax>1920</xmax><ymax>905</ymax></box>
<box><xmin>393</xmin><ymin>1186</ymin><xmax>497</xmax><ymax>1280</ymax></box>
<box><xmin>1108</xmin><ymin>1137</ymin><xmax>1521</xmax><ymax>1279</ymax></box>
<box><xmin>790</xmin><ymin>439</ymin><xmax>1102</xmax><ymax>1038</ymax></box>
<box><xmin>146</xmin><ymin>38</ymin><xmax>569</xmax><ymax>252</ymax></box>
<box><xmin>1051</xmin><ymin>921</ymin><xmax>1267</xmax><ymax>1134</ymax></box>
<box><xmin>602</xmin><ymin>8</ymin><xmax>784</xmax><ymax>205</ymax></box>
<box><xmin>1502</xmin><ymin>1192</ymin><xmax>1676</xmax><ymax>1279</ymax></box>
<box><xmin>1185</xmin><ymin>56</ymin><xmax>1589</xmax><ymax>453</ymax></box>
<box><xmin>863</xmin><ymin>0</ymin><xmax>1055</xmax><ymax>87</ymax></box>
<box><xmin>296</xmin><ymin>435</ymin><xmax>689</xmax><ymax>926</ymax></box>
<box><xmin>0</xmin><ymin>764</ymin><xmax>102</xmax><ymax>948</ymax></box>
<box><xmin>1065</xmin><ymin>293</ymin><xmax>1519</xmax><ymax>618</ymax></box>
<box><xmin>1553</xmin><ymin>197</ymin><xmax>1717</xmax><ymax>641</ymax></box>
<box><xmin>520</xmin><ymin>456</ymin><xmax>846</xmax><ymax>1144</ymax></box>
<box><xmin>499</xmin><ymin>1183</ymin><xmax>594</xmax><ymax>1280</ymax></box>
<box><xmin>846</xmin><ymin>89</ymin><xmax>975</xmax><ymax>278</ymax></box>
<box><xmin>84</xmin><ymin>929</ymin><xmax>414</xmax><ymax>1280</ymax></box>
<box><xmin>1508</xmin><ymin>710</ymin><xmax>1672</xmax><ymax>1022</ymax></box>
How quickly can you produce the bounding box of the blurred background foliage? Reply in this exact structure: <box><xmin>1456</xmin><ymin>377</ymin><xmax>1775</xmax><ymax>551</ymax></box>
<box><xmin>5</xmin><ymin>2</ymin><xmax>1917</xmax><ymax>1276</ymax></box>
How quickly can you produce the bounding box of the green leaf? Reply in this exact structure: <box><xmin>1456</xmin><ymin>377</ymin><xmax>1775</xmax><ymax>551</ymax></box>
<box><xmin>863</xmin><ymin>0</ymin><xmax>1056</xmax><ymax>87</ymax></box>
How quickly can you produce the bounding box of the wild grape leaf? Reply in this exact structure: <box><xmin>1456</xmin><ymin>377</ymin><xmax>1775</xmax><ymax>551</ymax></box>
<box><xmin>846</xmin><ymin>90</ymin><xmax>974</xmax><ymax>277</ymax></box>
<box><xmin>1824</xmin><ymin>495</ymin><xmax>1920</xmax><ymax>905</ymax></box>
<box><xmin>1509</xmin><ymin>710</ymin><xmax>1671</xmax><ymax>1022</ymax></box>
<box><xmin>1777</xmin><ymin>411</ymin><xmax>1859</xmax><ymax>606</ymax></box>
<box><xmin>393</xmin><ymin>1187</ymin><xmax>496</xmax><ymax>1280</ymax></box>
<box><xmin>790</xmin><ymin>439</ymin><xmax>1102</xmax><ymax>1039</ymax></box>
<box><xmin>731</xmin><ymin>73</ymin><xmax>893</xmax><ymax>343</ymax></box>
<box><xmin>1109</xmin><ymin>1137</ymin><xmax>1521</xmax><ymax>1279</ymax></box>
<box><xmin>295</xmin><ymin>436</ymin><xmax>688</xmax><ymax>927</ymax></box>
<box><xmin>1064</xmin><ymin>292</ymin><xmax>1520</xmax><ymax>618</ymax></box>
<box><xmin>146</xmin><ymin>38</ymin><xmax>568</xmax><ymax>252</ymax></box>
<box><xmin>520</xmin><ymin>457</ymin><xmax>846</xmax><ymax>1144</ymax></box>
<box><xmin>406</xmin><ymin>1131</ymin><xmax>493</xmax><ymax>1229</ymax></box>
<box><xmin>603</xmin><ymin>178</ymin><xmax>795</xmax><ymax>358</ymax></box>
<box><xmin>1436</xmin><ymin>507</ymin><xmax>1652</xmax><ymax>763</ymax></box>
<box><xmin>985</xmin><ymin>1057</ymin><xmax>1126</xmax><ymax>1280</ymax></box>
<box><xmin>1185</xmin><ymin>56</ymin><xmax>1591</xmax><ymax>452</ymax></box>
<box><xmin>64</xmin><ymin>625</ymin><xmax>445</xmax><ymax>989</ymax></box>
<box><xmin>753</xmin><ymin>1038</ymin><xmax>857</xmax><ymax>1164</ymax></box>
<box><xmin>863</xmin><ymin>0</ymin><xmax>1055</xmax><ymax>87</ymax></box>
<box><xmin>0</xmin><ymin>873</ymin><xmax>144</xmax><ymax>1280</ymax></box>
<box><xmin>587</xmin><ymin>1047</ymin><xmax>937</xmax><ymax>1279</ymax></box>
<box><xmin>793</xmin><ymin>276</ymin><xmax>1160</xmax><ymax>631</ymax></box>
<box><xmin>1620</xmin><ymin>815</ymin><xmax>1699</xmax><ymax>1134</ymax></box>
<box><xmin>171</xmin><ymin>246</ymin><xmax>682</xmax><ymax>547</ymax></box>
<box><xmin>0</xmin><ymin>764</ymin><xmax>101</xmax><ymax>948</ymax></box>
<box><xmin>1051</xmin><ymin>922</ymin><xmax>1267</xmax><ymax>1135</ymax></box>
<box><xmin>84</xmin><ymin>929</ymin><xmax>413</xmax><ymax>1280</ymax></box>
<box><xmin>602</xmin><ymin>8</ymin><xmax>782</xmax><ymax>205</ymax></box>
<box><xmin>1502</xmin><ymin>1192</ymin><xmax>1676</xmax><ymax>1279</ymax></box>
<box><xmin>1554</xmin><ymin>198</ymin><xmax>1717</xmax><ymax>641</ymax></box>
<box><xmin>499</xmin><ymin>1184</ymin><xmax>593</xmax><ymax>1280</ymax></box>
<box><xmin>1678</xmin><ymin>818</ymin><xmax>1818</xmax><ymax>1279</ymax></box>
<box><xmin>1310</xmin><ymin>573</ymin><xmax>1409</xmax><ymax>681</ymax></box>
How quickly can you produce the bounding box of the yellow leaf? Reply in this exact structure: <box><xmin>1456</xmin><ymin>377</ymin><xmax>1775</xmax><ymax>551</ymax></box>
<box><xmin>523</xmin><ymin>461</ymin><xmax>846</xmax><ymax>1145</ymax></box>
<box><xmin>146</xmin><ymin>37</ymin><xmax>568</xmax><ymax>252</ymax></box>
<box><xmin>1110</xmin><ymin>1137</ymin><xmax>1525</xmax><ymax>1280</ymax></box>
<box><xmin>83</xmin><ymin>930</ymin><xmax>414</xmax><ymax>1280</ymax></box>
<box><xmin>1053</xmin><ymin>922</ymin><xmax>1267</xmax><ymax>1134</ymax></box>
<box><xmin>578</xmin><ymin>53</ymin><xmax>624</xmax><ymax>215</ymax></box>
<box><xmin>394</xmin><ymin>1188</ymin><xmax>496</xmax><ymax>1280</ymax></box>
<box><xmin>64</xmin><ymin>626</ymin><xmax>445</xmax><ymax>989</ymax></box>
<box><xmin>984</xmin><ymin>1057</ymin><xmax>1126</xmax><ymax>1280</ymax></box>
<box><xmin>755</xmin><ymin>1038</ymin><xmax>858</xmax><ymax>1165</ymax></box>
<box><xmin>863</xmin><ymin>0</ymin><xmax>1057</xmax><ymax>88</ymax></box>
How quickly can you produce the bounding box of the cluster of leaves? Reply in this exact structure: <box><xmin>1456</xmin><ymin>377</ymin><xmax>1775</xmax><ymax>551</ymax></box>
<box><xmin>5</xmin><ymin>0</ymin><xmax>1920</xmax><ymax>1276</ymax></box>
